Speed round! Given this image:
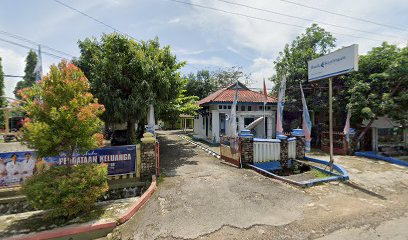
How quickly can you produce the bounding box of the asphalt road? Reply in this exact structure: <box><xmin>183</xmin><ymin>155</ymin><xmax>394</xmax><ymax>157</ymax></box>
<box><xmin>110</xmin><ymin>130</ymin><xmax>408</xmax><ymax>240</ymax></box>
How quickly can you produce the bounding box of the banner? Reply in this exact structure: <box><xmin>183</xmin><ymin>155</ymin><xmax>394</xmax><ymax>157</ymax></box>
<box><xmin>0</xmin><ymin>145</ymin><xmax>137</xmax><ymax>187</ymax></box>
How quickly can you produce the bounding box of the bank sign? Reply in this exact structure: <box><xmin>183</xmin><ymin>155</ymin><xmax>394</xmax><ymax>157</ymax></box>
<box><xmin>308</xmin><ymin>44</ymin><xmax>358</xmax><ymax>81</ymax></box>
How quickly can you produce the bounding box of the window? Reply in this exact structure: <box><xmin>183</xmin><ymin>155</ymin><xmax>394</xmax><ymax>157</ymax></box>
<box><xmin>267</xmin><ymin>106</ymin><xmax>271</xmax><ymax>110</ymax></box>
<box><xmin>227</xmin><ymin>105</ymin><xmax>231</xmax><ymax>109</ymax></box>
<box><xmin>219</xmin><ymin>105</ymin><xmax>222</xmax><ymax>109</ymax></box>
<box><xmin>223</xmin><ymin>105</ymin><xmax>227</xmax><ymax>109</ymax></box>
<box><xmin>247</xmin><ymin>106</ymin><xmax>252</xmax><ymax>111</ymax></box>
<box><xmin>236</xmin><ymin>106</ymin><xmax>238</xmax><ymax>111</ymax></box>
<box><xmin>241</xmin><ymin>106</ymin><xmax>245</xmax><ymax>111</ymax></box>
<box><xmin>259</xmin><ymin>106</ymin><xmax>263</xmax><ymax>110</ymax></box>
<box><xmin>244</xmin><ymin>117</ymin><xmax>255</xmax><ymax>127</ymax></box>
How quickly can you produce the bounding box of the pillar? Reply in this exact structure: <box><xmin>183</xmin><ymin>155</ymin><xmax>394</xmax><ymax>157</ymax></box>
<box><xmin>239</xmin><ymin>130</ymin><xmax>253</xmax><ymax>165</ymax></box>
<box><xmin>292</xmin><ymin>129</ymin><xmax>305</xmax><ymax>159</ymax></box>
<box><xmin>211</xmin><ymin>110</ymin><xmax>220</xmax><ymax>143</ymax></box>
<box><xmin>278</xmin><ymin>134</ymin><xmax>289</xmax><ymax>168</ymax></box>
<box><xmin>140</xmin><ymin>132</ymin><xmax>157</xmax><ymax>180</ymax></box>
<box><xmin>267</xmin><ymin>116</ymin><xmax>273</xmax><ymax>139</ymax></box>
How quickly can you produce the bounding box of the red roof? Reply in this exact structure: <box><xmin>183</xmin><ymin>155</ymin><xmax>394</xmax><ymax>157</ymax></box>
<box><xmin>197</xmin><ymin>82</ymin><xmax>277</xmax><ymax>105</ymax></box>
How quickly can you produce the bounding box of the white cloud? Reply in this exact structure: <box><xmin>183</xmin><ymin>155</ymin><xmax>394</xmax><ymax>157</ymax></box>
<box><xmin>0</xmin><ymin>48</ymin><xmax>25</xmax><ymax>98</ymax></box>
<box><xmin>168</xmin><ymin>17</ymin><xmax>181</xmax><ymax>24</ymax></box>
<box><xmin>185</xmin><ymin>56</ymin><xmax>232</xmax><ymax>67</ymax></box>
<box><xmin>248</xmin><ymin>57</ymin><xmax>275</xmax><ymax>89</ymax></box>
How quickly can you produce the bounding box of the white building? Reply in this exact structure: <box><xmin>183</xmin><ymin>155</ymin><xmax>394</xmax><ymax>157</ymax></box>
<box><xmin>193</xmin><ymin>82</ymin><xmax>277</xmax><ymax>144</ymax></box>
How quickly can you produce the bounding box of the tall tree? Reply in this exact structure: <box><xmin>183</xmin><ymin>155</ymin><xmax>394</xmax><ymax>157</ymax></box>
<box><xmin>211</xmin><ymin>66</ymin><xmax>252</xmax><ymax>88</ymax></box>
<box><xmin>270</xmin><ymin>24</ymin><xmax>336</xmax><ymax>117</ymax></box>
<box><xmin>0</xmin><ymin>56</ymin><xmax>5</xmax><ymax>128</ymax></box>
<box><xmin>14</xmin><ymin>50</ymin><xmax>37</xmax><ymax>99</ymax></box>
<box><xmin>19</xmin><ymin>60</ymin><xmax>105</xmax><ymax>157</ymax></box>
<box><xmin>185</xmin><ymin>70</ymin><xmax>215</xmax><ymax>99</ymax></box>
<box><xmin>344</xmin><ymin>42</ymin><xmax>408</xmax><ymax>141</ymax></box>
<box><xmin>76</xmin><ymin>33</ymin><xmax>185</xmax><ymax>142</ymax></box>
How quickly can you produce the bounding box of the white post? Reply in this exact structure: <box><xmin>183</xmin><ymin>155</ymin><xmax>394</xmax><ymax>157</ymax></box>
<box><xmin>329</xmin><ymin>78</ymin><xmax>334</xmax><ymax>172</ymax></box>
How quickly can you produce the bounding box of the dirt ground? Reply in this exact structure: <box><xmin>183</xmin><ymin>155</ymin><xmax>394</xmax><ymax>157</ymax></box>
<box><xmin>108</xmin><ymin>131</ymin><xmax>408</xmax><ymax>239</ymax></box>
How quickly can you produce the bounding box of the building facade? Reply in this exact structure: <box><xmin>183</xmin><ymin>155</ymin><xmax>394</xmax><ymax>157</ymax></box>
<box><xmin>193</xmin><ymin>82</ymin><xmax>277</xmax><ymax>143</ymax></box>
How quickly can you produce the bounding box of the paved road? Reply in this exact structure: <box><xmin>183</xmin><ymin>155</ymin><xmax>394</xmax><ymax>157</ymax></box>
<box><xmin>111</xmin><ymin>131</ymin><xmax>408</xmax><ymax>240</ymax></box>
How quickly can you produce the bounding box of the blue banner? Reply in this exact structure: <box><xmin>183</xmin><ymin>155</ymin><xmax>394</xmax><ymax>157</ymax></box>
<box><xmin>0</xmin><ymin>145</ymin><xmax>136</xmax><ymax>187</ymax></box>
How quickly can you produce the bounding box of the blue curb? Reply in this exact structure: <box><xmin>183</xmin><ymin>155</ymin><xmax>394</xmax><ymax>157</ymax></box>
<box><xmin>355</xmin><ymin>151</ymin><xmax>408</xmax><ymax>167</ymax></box>
<box><xmin>303</xmin><ymin>156</ymin><xmax>350</xmax><ymax>181</ymax></box>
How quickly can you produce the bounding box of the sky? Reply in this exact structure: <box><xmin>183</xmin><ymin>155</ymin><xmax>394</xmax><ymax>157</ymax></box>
<box><xmin>0</xmin><ymin>0</ymin><xmax>407</xmax><ymax>98</ymax></box>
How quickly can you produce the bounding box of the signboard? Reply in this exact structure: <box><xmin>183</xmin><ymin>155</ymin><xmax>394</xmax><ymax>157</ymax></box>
<box><xmin>0</xmin><ymin>145</ymin><xmax>136</xmax><ymax>187</ymax></box>
<box><xmin>308</xmin><ymin>44</ymin><xmax>358</xmax><ymax>81</ymax></box>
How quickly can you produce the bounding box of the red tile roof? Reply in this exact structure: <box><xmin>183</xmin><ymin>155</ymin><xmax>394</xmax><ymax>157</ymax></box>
<box><xmin>197</xmin><ymin>82</ymin><xmax>277</xmax><ymax>106</ymax></box>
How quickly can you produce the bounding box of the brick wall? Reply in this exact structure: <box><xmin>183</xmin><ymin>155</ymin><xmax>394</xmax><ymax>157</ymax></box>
<box><xmin>240</xmin><ymin>137</ymin><xmax>253</xmax><ymax>165</ymax></box>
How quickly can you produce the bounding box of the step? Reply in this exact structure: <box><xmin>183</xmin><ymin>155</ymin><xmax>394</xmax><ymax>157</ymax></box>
<box><xmin>0</xmin><ymin>195</ymin><xmax>26</xmax><ymax>204</ymax></box>
<box><xmin>0</xmin><ymin>186</ymin><xmax>22</xmax><ymax>198</ymax></box>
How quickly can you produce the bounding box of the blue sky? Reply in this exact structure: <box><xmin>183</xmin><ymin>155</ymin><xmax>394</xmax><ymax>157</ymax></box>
<box><xmin>1</xmin><ymin>0</ymin><xmax>407</xmax><ymax>98</ymax></box>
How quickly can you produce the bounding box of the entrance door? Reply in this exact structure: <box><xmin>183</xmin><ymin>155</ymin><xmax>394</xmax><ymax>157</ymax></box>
<box><xmin>205</xmin><ymin>117</ymin><xmax>209</xmax><ymax>137</ymax></box>
<box><xmin>220</xmin><ymin>113</ymin><xmax>226</xmax><ymax>136</ymax></box>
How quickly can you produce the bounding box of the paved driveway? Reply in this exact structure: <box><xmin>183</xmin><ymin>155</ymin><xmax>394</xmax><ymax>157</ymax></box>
<box><xmin>111</xmin><ymin>131</ymin><xmax>408</xmax><ymax>240</ymax></box>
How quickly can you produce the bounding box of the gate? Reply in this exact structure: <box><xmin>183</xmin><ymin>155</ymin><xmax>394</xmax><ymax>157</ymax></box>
<box><xmin>220</xmin><ymin>136</ymin><xmax>241</xmax><ymax>167</ymax></box>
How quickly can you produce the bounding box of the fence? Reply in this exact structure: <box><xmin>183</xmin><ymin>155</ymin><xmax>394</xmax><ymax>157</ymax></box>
<box><xmin>321</xmin><ymin>131</ymin><xmax>348</xmax><ymax>155</ymax></box>
<box><xmin>253</xmin><ymin>139</ymin><xmax>280</xmax><ymax>163</ymax></box>
<box><xmin>253</xmin><ymin>138</ymin><xmax>297</xmax><ymax>163</ymax></box>
<box><xmin>220</xmin><ymin>136</ymin><xmax>241</xmax><ymax>167</ymax></box>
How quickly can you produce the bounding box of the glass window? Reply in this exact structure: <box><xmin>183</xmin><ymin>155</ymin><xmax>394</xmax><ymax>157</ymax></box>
<box><xmin>219</xmin><ymin>105</ymin><xmax>222</xmax><ymax>109</ymax></box>
<box><xmin>227</xmin><ymin>105</ymin><xmax>231</xmax><ymax>109</ymax></box>
<box><xmin>248</xmin><ymin>106</ymin><xmax>252</xmax><ymax>111</ymax></box>
<box><xmin>223</xmin><ymin>105</ymin><xmax>227</xmax><ymax>109</ymax></box>
<box><xmin>267</xmin><ymin>106</ymin><xmax>271</xmax><ymax>110</ymax></box>
<box><xmin>259</xmin><ymin>106</ymin><xmax>263</xmax><ymax>110</ymax></box>
<box><xmin>241</xmin><ymin>106</ymin><xmax>245</xmax><ymax>111</ymax></box>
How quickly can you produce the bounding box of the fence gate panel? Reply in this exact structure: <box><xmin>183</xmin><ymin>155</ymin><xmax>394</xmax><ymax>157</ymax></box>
<box><xmin>220</xmin><ymin>136</ymin><xmax>241</xmax><ymax>167</ymax></box>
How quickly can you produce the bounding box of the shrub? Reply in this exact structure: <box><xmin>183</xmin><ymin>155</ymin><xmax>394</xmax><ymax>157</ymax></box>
<box><xmin>22</xmin><ymin>164</ymin><xmax>108</xmax><ymax>219</ymax></box>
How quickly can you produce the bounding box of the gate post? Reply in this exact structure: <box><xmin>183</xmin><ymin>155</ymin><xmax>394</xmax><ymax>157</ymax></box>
<box><xmin>292</xmin><ymin>129</ymin><xmax>305</xmax><ymax>159</ymax></box>
<box><xmin>239</xmin><ymin>130</ymin><xmax>253</xmax><ymax>165</ymax></box>
<box><xmin>278</xmin><ymin>135</ymin><xmax>289</xmax><ymax>168</ymax></box>
<box><xmin>141</xmin><ymin>132</ymin><xmax>157</xmax><ymax>180</ymax></box>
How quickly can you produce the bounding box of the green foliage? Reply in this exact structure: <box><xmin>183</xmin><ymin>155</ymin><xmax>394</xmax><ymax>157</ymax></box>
<box><xmin>0</xmin><ymin>57</ymin><xmax>5</xmax><ymax>128</ymax></box>
<box><xmin>22</xmin><ymin>164</ymin><xmax>108</xmax><ymax>219</ymax></box>
<box><xmin>19</xmin><ymin>60</ymin><xmax>105</xmax><ymax>157</ymax></box>
<box><xmin>344</xmin><ymin>42</ymin><xmax>408</xmax><ymax>126</ymax></box>
<box><xmin>14</xmin><ymin>50</ymin><xmax>37</xmax><ymax>99</ymax></box>
<box><xmin>270</xmin><ymin>24</ymin><xmax>336</xmax><ymax>114</ymax></box>
<box><xmin>185</xmin><ymin>67</ymin><xmax>252</xmax><ymax>99</ymax></box>
<box><xmin>76</xmin><ymin>33</ymin><xmax>185</xmax><ymax>142</ymax></box>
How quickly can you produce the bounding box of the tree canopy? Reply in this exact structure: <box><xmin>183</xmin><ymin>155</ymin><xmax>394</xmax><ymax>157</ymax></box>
<box><xmin>76</xmin><ymin>33</ymin><xmax>186</xmax><ymax>141</ymax></box>
<box><xmin>344</xmin><ymin>42</ymin><xmax>408</xmax><ymax>127</ymax></box>
<box><xmin>19</xmin><ymin>61</ymin><xmax>105</xmax><ymax>157</ymax></box>
<box><xmin>270</xmin><ymin>24</ymin><xmax>336</xmax><ymax>116</ymax></box>
<box><xmin>14</xmin><ymin>50</ymin><xmax>37</xmax><ymax>99</ymax></box>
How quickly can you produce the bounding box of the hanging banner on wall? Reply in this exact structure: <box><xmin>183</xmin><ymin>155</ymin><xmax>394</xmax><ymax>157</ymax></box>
<box><xmin>0</xmin><ymin>145</ymin><xmax>137</xmax><ymax>187</ymax></box>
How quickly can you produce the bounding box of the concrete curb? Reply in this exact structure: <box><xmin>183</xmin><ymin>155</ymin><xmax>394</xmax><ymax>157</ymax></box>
<box><xmin>355</xmin><ymin>151</ymin><xmax>408</xmax><ymax>167</ymax></box>
<box><xmin>7</xmin><ymin>175</ymin><xmax>157</xmax><ymax>240</ymax></box>
<box><xmin>178</xmin><ymin>135</ymin><xmax>221</xmax><ymax>159</ymax></box>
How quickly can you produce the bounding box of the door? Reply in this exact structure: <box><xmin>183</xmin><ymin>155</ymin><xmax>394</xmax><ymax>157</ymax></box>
<box><xmin>219</xmin><ymin>113</ymin><xmax>226</xmax><ymax>136</ymax></box>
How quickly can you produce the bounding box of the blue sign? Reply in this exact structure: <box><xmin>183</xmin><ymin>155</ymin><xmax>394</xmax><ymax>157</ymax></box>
<box><xmin>0</xmin><ymin>145</ymin><xmax>137</xmax><ymax>187</ymax></box>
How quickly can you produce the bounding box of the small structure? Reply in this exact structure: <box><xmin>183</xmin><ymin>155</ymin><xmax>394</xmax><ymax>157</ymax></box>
<box><xmin>193</xmin><ymin>82</ymin><xmax>277</xmax><ymax>143</ymax></box>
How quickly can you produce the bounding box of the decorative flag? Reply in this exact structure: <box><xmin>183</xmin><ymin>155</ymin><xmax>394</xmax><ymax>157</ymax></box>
<box><xmin>276</xmin><ymin>76</ymin><xmax>286</xmax><ymax>136</ymax></box>
<box><xmin>300</xmin><ymin>83</ymin><xmax>312</xmax><ymax>152</ymax></box>
<box><xmin>263</xmin><ymin>78</ymin><xmax>267</xmax><ymax>106</ymax></box>
<box><xmin>228</xmin><ymin>80</ymin><xmax>239</xmax><ymax>152</ymax></box>
<box><xmin>34</xmin><ymin>45</ymin><xmax>43</xmax><ymax>83</ymax></box>
<box><xmin>343</xmin><ymin>109</ymin><xmax>351</xmax><ymax>143</ymax></box>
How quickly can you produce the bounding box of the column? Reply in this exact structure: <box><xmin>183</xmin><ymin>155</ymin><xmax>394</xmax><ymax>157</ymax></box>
<box><xmin>211</xmin><ymin>110</ymin><xmax>220</xmax><ymax>143</ymax></box>
<box><xmin>141</xmin><ymin>132</ymin><xmax>157</xmax><ymax>180</ymax></box>
<box><xmin>239</xmin><ymin>130</ymin><xmax>253</xmax><ymax>165</ymax></box>
<box><xmin>267</xmin><ymin>116</ymin><xmax>273</xmax><ymax>139</ymax></box>
<box><xmin>271</xmin><ymin>111</ymin><xmax>276</xmax><ymax>138</ymax></box>
<box><xmin>238</xmin><ymin>115</ymin><xmax>245</xmax><ymax>132</ymax></box>
<box><xmin>292</xmin><ymin>129</ymin><xmax>305</xmax><ymax>159</ymax></box>
<box><xmin>278</xmin><ymin>134</ymin><xmax>289</xmax><ymax>168</ymax></box>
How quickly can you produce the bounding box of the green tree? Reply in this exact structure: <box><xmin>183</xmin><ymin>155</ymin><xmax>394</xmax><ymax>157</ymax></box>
<box><xmin>270</xmin><ymin>24</ymin><xmax>336</xmax><ymax>116</ymax></box>
<box><xmin>185</xmin><ymin>70</ymin><xmax>216</xmax><ymax>99</ymax></box>
<box><xmin>19</xmin><ymin>60</ymin><xmax>105</xmax><ymax>157</ymax></box>
<box><xmin>211</xmin><ymin>66</ymin><xmax>252</xmax><ymax>88</ymax></box>
<box><xmin>14</xmin><ymin>50</ymin><xmax>37</xmax><ymax>99</ymax></box>
<box><xmin>0</xmin><ymin>56</ymin><xmax>5</xmax><ymax>128</ymax></box>
<box><xmin>344</xmin><ymin>42</ymin><xmax>408</xmax><ymax>141</ymax></box>
<box><xmin>76</xmin><ymin>33</ymin><xmax>185</xmax><ymax>142</ymax></box>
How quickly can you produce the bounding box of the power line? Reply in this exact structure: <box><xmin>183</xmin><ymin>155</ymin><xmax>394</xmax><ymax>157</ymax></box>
<box><xmin>53</xmin><ymin>0</ymin><xmax>142</xmax><ymax>43</ymax></box>
<box><xmin>0</xmin><ymin>37</ymin><xmax>65</xmax><ymax>59</ymax></box>
<box><xmin>217</xmin><ymin>0</ymin><xmax>405</xmax><ymax>41</ymax></box>
<box><xmin>0</xmin><ymin>30</ymin><xmax>74</xmax><ymax>58</ymax></box>
<box><xmin>166</xmin><ymin>0</ymin><xmax>382</xmax><ymax>42</ymax></box>
<box><xmin>4</xmin><ymin>75</ymin><xmax>24</xmax><ymax>78</ymax></box>
<box><xmin>279</xmin><ymin>0</ymin><xmax>407</xmax><ymax>32</ymax></box>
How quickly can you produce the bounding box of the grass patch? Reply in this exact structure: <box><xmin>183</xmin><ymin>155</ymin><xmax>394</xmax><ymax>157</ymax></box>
<box><xmin>311</xmin><ymin>169</ymin><xmax>331</xmax><ymax>179</ymax></box>
<box><xmin>157</xmin><ymin>173</ymin><xmax>166</xmax><ymax>184</ymax></box>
